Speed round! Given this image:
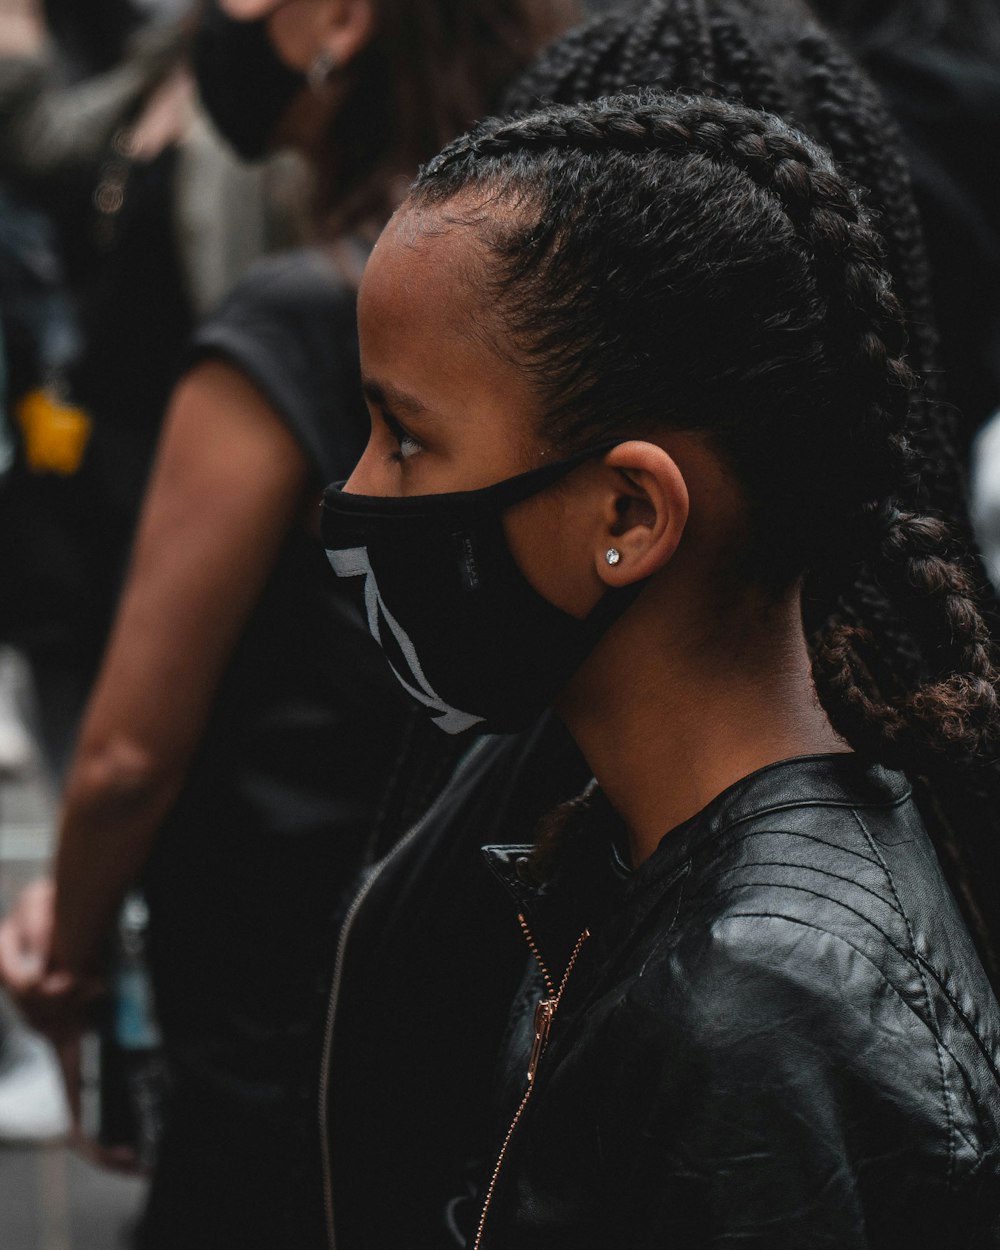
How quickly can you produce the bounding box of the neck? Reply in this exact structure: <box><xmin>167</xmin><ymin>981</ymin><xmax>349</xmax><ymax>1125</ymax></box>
<box><xmin>557</xmin><ymin>586</ymin><xmax>847</xmax><ymax>866</ymax></box>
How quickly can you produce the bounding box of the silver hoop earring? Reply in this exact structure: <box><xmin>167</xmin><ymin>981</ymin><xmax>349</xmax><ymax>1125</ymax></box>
<box><xmin>307</xmin><ymin>49</ymin><xmax>339</xmax><ymax>91</ymax></box>
<box><xmin>605</xmin><ymin>548</ymin><xmax>621</xmax><ymax>566</ymax></box>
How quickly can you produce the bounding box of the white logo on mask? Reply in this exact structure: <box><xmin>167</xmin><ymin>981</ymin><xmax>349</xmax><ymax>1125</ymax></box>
<box><xmin>326</xmin><ymin>546</ymin><xmax>485</xmax><ymax>735</ymax></box>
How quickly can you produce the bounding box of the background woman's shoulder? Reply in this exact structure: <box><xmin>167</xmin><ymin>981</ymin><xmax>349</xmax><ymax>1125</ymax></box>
<box><xmin>185</xmin><ymin>245</ymin><xmax>369</xmax><ymax>483</ymax></box>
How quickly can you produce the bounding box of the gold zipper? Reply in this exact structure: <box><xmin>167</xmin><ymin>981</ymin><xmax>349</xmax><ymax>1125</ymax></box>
<box><xmin>472</xmin><ymin>915</ymin><xmax>590</xmax><ymax>1250</ymax></box>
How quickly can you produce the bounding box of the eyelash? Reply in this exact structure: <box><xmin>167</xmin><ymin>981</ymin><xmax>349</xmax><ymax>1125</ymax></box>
<box><xmin>382</xmin><ymin>410</ymin><xmax>422</xmax><ymax>463</ymax></box>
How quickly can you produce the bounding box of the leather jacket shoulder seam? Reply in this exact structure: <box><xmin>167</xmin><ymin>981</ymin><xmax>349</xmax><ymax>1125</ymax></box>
<box><xmin>703</xmin><ymin>825</ymin><xmax>883</xmax><ymax>869</ymax></box>
<box><xmin>719</xmin><ymin>910</ymin><xmax>985</xmax><ymax>1168</ymax></box>
<box><xmin>685</xmin><ymin>878</ymin><xmax>909</xmax><ymax>958</ymax></box>
<box><xmin>703</xmin><ymin>858</ymin><xmax>904</xmax><ymax>918</ymax></box>
<box><xmin>850</xmin><ymin>806</ymin><xmax>959</xmax><ymax>1187</ymax></box>
<box><xmin>914</xmin><ymin>949</ymin><xmax>1000</xmax><ymax>1087</ymax></box>
<box><xmin>716</xmin><ymin>784</ymin><xmax>912</xmax><ymax>836</ymax></box>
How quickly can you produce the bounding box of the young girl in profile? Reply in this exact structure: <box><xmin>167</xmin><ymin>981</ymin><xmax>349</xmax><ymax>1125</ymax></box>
<box><xmin>322</xmin><ymin>90</ymin><xmax>1000</xmax><ymax>1247</ymax></box>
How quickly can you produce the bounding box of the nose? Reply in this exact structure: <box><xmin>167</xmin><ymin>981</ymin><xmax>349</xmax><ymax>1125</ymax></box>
<box><xmin>343</xmin><ymin>441</ymin><xmax>383</xmax><ymax>496</ymax></box>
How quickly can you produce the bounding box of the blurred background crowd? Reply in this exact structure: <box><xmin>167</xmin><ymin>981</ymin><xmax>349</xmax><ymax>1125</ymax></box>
<box><xmin>0</xmin><ymin>0</ymin><xmax>997</xmax><ymax>1246</ymax></box>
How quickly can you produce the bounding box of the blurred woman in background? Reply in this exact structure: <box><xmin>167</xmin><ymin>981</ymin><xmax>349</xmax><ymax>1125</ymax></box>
<box><xmin>0</xmin><ymin>2</ymin><xmax>574</xmax><ymax>1246</ymax></box>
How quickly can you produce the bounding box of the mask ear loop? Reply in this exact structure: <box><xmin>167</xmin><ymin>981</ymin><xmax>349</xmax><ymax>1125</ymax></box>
<box><xmin>323</xmin><ymin>439</ymin><xmax>626</xmax><ymax>518</ymax></box>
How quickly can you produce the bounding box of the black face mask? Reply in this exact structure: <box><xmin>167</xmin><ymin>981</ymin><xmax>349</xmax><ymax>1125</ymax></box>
<box><xmin>319</xmin><ymin>446</ymin><xmax>647</xmax><ymax>736</ymax></box>
<box><xmin>192</xmin><ymin>1</ymin><xmax>306</xmax><ymax>161</ymax></box>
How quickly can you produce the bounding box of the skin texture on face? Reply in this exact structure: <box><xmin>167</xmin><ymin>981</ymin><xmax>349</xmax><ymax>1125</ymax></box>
<box><xmin>351</xmin><ymin>206</ymin><xmax>544</xmax><ymax>494</ymax></box>
<box><xmin>350</xmin><ymin>204</ymin><xmax>695</xmax><ymax>617</ymax></box>
<box><xmin>351</xmin><ymin>199</ymin><xmax>846</xmax><ymax>859</ymax></box>
<box><xmin>219</xmin><ymin>0</ymin><xmax>375</xmax><ymax>71</ymax></box>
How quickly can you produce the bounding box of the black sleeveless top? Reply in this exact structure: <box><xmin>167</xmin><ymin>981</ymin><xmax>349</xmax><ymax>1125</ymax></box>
<box><xmin>140</xmin><ymin>248</ymin><xmax>449</xmax><ymax>1249</ymax></box>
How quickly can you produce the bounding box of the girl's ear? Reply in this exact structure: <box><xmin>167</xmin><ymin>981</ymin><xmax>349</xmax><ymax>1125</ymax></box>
<box><xmin>593</xmin><ymin>441</ymin><xmax>689</xmax><ymax>587</ymax></box>
<box><xmin>317</xmin><ymin>0</ymin><xmax>377</xmax><ymax>69</ymax></box>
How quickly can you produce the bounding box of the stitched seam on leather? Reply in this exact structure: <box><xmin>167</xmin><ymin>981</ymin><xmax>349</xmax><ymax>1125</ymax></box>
<box><xmin>708</xmin><ymin>826</ymin><xmax>882</xmax><ymax>867</ymax></box>
<box><xmin>582</xmin><ymin>864</ymin><xmax>694</xmax><ymax>1002</ymax></box>
<box><xmin>682</xmin><ymin>828</ymin><xmax>883</xmax><ymax>898</ymax></box>
<box><xmin>851</xmin><ymin>807</ymin><xmax>959</xmax><ymax>1187</ymax></box>
<box><xmin>713</xmin><ymin>785</ymin><xmax>912</xmax><ymax>836</ymax></box>
<box><xmin>913</xmin><ymin>952</ymin><xmax>1000</xmax><ymax>1087</ymax></box>
<box><xmin>635</xmin><ymin>862</ymin><xmax>692</xmax><ymax>979</ymax></box>
<box><xmin>686</xmin><ymin>873</ymin><xmax>996</xmax><ymax>1149</ymax></box>
<box><xmin>684</xmin><ymin>880</ymin><xmax>907</xmax><ymax>947</ymax></box>
<box><xmin>708</xmin><ymin>860</ymin><xmax>902</xmax><ymax>915</ymax></box>
<box><xmin>719</xmin><ymin>911</ymin><xmax>984</xmax><ymax>1165</ymax></box>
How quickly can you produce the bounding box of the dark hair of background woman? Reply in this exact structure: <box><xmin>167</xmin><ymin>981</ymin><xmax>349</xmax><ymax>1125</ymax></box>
<box><xmin>315</xmin><ymin>0</ymin><xmax>576</xmax><ymax>229</ymax></box>
<box><xmin>500</xmin><ymin>0</ymin><xmax>1000</xmax><ymax>981</ymax></box>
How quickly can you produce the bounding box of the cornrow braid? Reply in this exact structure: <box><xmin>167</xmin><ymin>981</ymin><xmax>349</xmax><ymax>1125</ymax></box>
<box><xmin>427</xmin><ymin>97</ymin><xmax>911</xmax><ymax>524</ymax></box>
<box><xmin>494</xmin><ymin>0</ymin><xmax>1000</xmax><ymax>980</ymax></box>
<box><xmin>415</xmin><ymin>91</ymin><xmax>998</xmax><ymax>774</ymax></box>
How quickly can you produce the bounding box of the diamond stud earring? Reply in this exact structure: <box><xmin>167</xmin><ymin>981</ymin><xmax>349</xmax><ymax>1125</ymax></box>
<box><xmin>605</xmin><ymin>548</ymin><xmax>621</xmax><ymax>566</ymax></box>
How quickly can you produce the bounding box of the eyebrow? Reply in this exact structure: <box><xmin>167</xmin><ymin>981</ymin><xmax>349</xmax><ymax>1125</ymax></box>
<box><xmin>362</xmin><ymin>377</ymin><xmax>430</xmax><ymax>418</ymax></box>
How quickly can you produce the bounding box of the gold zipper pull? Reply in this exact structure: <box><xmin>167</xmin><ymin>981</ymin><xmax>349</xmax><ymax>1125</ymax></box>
<box><xmin>527</xmin><ymin>997</ymin><xmax>557</xmax><ymax>1083</ymax></box>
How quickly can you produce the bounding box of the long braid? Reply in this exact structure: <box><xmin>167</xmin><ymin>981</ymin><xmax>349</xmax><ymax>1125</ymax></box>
<box><xmin>421</xmin><ymin>94</ymin><xmax>999</xmax><ymax>765</ymax></box>
<box><xmin>496</xmin><ymin>0</ymin><xmax>1000</xmax><ymax>977</ymax></box>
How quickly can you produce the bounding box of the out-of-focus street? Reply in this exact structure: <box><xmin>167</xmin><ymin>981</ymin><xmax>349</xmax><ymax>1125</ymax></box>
<box><xmin>0</xmin><ymin>652</ymin><xmax>146</xmax><ymax>1250</ymax></box>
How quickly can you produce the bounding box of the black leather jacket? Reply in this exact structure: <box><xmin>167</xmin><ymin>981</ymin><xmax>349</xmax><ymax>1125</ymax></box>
<box><xmin>472</xmin><ymin>753</ymin><xmax>1000</xmax><ymax>1249</ymax></box>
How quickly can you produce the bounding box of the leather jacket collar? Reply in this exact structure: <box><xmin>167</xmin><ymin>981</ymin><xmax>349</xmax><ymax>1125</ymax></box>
<box><xmin>482</xmin><ymin>751</ymin><xmax>911</xmax><ymax>966</ymax></box>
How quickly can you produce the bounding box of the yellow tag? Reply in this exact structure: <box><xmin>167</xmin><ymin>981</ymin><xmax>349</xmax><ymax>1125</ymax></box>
<box><xmin>16</xmin><ymin>388</ymin><xmax>92</xmax><ymax>475</ymax></box>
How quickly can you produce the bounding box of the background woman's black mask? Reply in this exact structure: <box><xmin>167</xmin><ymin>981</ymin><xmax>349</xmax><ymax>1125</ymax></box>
<box><xmin>192</xmin><ymin>2</ymin><xmax>307</xmax><ymax>161</ymax></box>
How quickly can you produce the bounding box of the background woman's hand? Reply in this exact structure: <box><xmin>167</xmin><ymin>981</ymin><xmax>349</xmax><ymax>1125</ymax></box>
<box><xmin>0</xmin><ymin>881</ymin><xmax>142</xmax><ymax>1173</ymax></box>
<box><xmin>0</xmin><ymin>877</ymin><xmax>103</xmax><ymax>1042</ymax></box>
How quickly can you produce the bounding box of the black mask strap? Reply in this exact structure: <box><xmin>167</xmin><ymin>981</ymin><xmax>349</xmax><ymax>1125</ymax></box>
<box><xmin>323</xmin><ymin>439</ymin><xmax>626</xmax><ymax>519</ymax></box>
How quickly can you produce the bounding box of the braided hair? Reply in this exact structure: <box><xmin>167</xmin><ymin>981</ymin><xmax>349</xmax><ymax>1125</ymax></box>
<box><xmin>410</xmin><ymin>87</ymin><xmax>1000</xmax><ymax>969</ymax></box>
<box><xmin>493</xmin><ymin>0</ymin><xmax>1000</xmax><ymax>984</ymax></box>
<box><xmin>504</xmin><ymin>1</ymin><xmax>953</xmax><ymax>502</ymax></box>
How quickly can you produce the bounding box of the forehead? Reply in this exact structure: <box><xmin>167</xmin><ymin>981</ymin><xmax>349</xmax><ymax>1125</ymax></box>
<box><xmin>359</xmin><ymin>205</ymin><xmax>487</xmax><ymax>338</ymax></box>
<box><xmin>357</xmin><ymin>204</ymin><xmax>510</xmax><ymax>400</ymax></box>
<box><xmin>357</xmin><ymin>202</ymin><xmax>545</xmax><ymax>458</ymax></box>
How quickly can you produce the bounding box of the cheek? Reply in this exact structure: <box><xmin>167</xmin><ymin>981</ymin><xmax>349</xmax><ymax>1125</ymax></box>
<box><xmin>503</xmin><ymin>490</ymin><xmax>605</xmax><ymax>619</ymax></box>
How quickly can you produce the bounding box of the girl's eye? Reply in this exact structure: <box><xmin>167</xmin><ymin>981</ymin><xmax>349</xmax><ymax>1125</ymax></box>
<box><xmin>382</xmin><ymin>411</ymin><xmax>423</xmax><ymax>462</ymax></box>
<box><xmin>395</xmin><ymin>432</ymin><xmax>422</xmax><ymax>461</ymax></box>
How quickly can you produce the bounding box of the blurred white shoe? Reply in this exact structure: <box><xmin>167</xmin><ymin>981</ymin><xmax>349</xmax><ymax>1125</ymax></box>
<box><xmin>0</xmin><ymin>1028</ymin><xmax>71</xmax><ymax>1143</ymax></box>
